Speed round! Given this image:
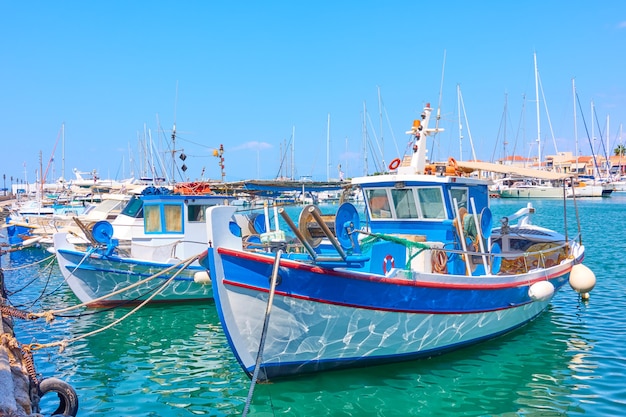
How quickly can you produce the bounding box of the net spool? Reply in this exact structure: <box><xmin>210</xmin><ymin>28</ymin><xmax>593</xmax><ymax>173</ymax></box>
<box><xmin>91</xmin><ymin>220</ymin><xmax>114</xmax><ymax>245</ymax></box>
<box><xmin>298</xmin><ymin>205</ymin><xmax>333</xmax><ymax>248</ymax></box>
<box><xmin>297</xmin><ymin>203</ymin><xmax>361</xmax><ymax>250</ymax></box>
<box><xmin>334</xmin><ymin>202</ymin><xmax>360</xmax><ymax>250</ymax></box>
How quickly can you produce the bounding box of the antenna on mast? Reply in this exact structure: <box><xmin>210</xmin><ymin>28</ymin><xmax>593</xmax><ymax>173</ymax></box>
<box><xmin>435</xmin><ymin>49</ymin><xmax>446</xmax><ymax>132</ymax></box>
<box><xmin>171</xmin><ymin>81</ymin><xmax>187</xmax><ymax>183</ymax></box>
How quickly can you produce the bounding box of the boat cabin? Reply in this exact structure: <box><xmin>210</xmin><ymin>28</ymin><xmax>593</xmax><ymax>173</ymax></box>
<box><xmin>350</xmin><ymin>175</ymin><xmax>491</xmax><ymax>276</ymax></box>
<box><xmin>114</xmin><ymin>193</ymin><xmax>235</xmax><ymax>261</ymax></box>
<box><xmin>356</xmin><ymin>176</ymin><xmax>489</xmax><ymax>241</ymax></box>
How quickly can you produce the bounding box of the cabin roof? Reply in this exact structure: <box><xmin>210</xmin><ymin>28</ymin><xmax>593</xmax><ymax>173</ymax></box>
<box><xmin>454</xmin><ymin>160</ymin><xmax>573</xmax><ymax>180</ymax></box>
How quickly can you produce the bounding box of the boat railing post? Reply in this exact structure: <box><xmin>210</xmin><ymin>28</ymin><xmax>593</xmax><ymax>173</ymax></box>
<box><xmin>470</xmin><ymin>197</ymin><xmax>490</xmax><ymax>274</ymax></box>
<box><xmin>453</xmin><ymin>198</ymin><xmax>472</xmax><ymax>275</ymax></box>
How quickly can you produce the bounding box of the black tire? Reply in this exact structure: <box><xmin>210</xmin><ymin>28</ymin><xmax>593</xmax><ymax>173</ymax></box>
<box><xmin>39</xmin><ymin>377</ymin><xmax>79</xmax><ymax>417</ymax></box>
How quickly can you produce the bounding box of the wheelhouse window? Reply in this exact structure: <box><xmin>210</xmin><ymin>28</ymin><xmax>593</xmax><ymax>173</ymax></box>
<box><xmin>449</xmin><ymin>187</ymin><xmax>468</xmax><ymax>211</ymax></box>
<box><xmin>367</xmin><ymin>189</ymin><xmax>391</xmax><ymax>218</ymax></box>
<box><xmin>120</xmin><ymin>196</ymin><xmax>143</xmax><ymax>218</ymax></box>
<box><xmin>188</xmin><ymin>205</ymin><xmax>210</xmax><ymax>222</ymax></box>
<box><xmin>365</xmin><ymin>186</ymin><xmax>446</xmax><ymax>220</ymax></box>
<box><xmin>416</xmin><ymin>187</ymin><xmax>446</xmax><ymax>219</ymax></box>
<box><xmin>391</xmin><ymin>188</ymin><xmax>418</xmax><ymax>219</ymax></box>
<box><xmin>144</xmin><ymin>203</ymin><xmax>183</xmax><ymax>233</ymax></box>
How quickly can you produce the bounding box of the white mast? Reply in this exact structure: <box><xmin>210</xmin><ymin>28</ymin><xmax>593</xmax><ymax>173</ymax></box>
<box><xmin>591</xmin><ymin>100</ymin><xmax>596</xmax><ymax>176</ymax></box>
<box><xmin>457</xmin><ymin>84</ymin><xmax>463</xmax><ymax>160</ymax></box>
<box><xmin>606</xmin><ymin>114</ymin><xmax>610</xmax><ymax>177</ymax></box>
<box><xmin>362</xmin><ymin>101</ymin><xmax>368</xmax><ymax>175</ymax></box>
<box><xmin>62</xmin><ymin>122</ymin><xmax>65</xmax><ymax>182</ymax></box>
<box><xmin>534</xmin><ymin>52</ymin><xmax>541</xmax><ymax>168</ymax></box>
<box><xmin>572</xmin><ymin>79</ymin><xmax>579</xmax><ymax>174</ymax></box>
<box><xmin>291</xmin><ymin>125</ymin><xmax>295</xmax><ymax>180</ymax></box>
<box><xmin>326</xmin><ymin>113</ymin><xmax>331</xmax><ymax>181</ymax></box>
<box><xmin>377</xmin><ymin>86</ymin><xmax>384</xmax><ymax>169</ymax></box>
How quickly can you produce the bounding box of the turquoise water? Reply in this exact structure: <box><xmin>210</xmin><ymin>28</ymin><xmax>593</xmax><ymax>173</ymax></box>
<box><xmin>3</xmin><ymin>195</ymin><xmax>625</xmax><ymax>416</ymax></box>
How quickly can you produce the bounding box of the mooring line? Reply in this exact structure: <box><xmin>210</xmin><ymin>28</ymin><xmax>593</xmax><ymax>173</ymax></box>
<box><xmin>31</xmin><ymin>250</ymin><xmax>206</xmax><ymax>319</ymax></box>
<box><xmin>26</xmin><ymin>252</ymin><xmax>201</xmax><ymax>352</ymax></box>
<box><xmin>242</xmin><ymin>248</ymin><xmax>282</xmax><ymax>417</ymax></box>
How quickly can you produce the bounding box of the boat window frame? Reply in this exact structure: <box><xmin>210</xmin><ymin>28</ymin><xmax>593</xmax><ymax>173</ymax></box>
<box><xmin>390</xmin><ymin>187</ymin><xmax>419</xmax><ymax>219</ymax></box>
<box><xmin>144</xmin><ymin>202</ymin><xmax>184</xmax><ymax>234</ymax></box>
<box><xmin>188</xmin><ymin>204</ymin><xmax>212</xmax><ymax>222</ymax></box>
<box><xmin>366</xmin><ymin>188</ymin><xmax>393</xmax><ymax>219</ymax></box>
<box><xmin>364</xmin><ymin>185</ymin><xmax>447</xmax><ymax>221</ymax></box>
<box><xmin>448</xmin><ymin>186</ymin><xmax>469</xmax><ymax>213</ymax></box>
<box><xmin>415</xmin><ymin>186</ymin><xmax>447</xmax><ymax>220</ymax></box>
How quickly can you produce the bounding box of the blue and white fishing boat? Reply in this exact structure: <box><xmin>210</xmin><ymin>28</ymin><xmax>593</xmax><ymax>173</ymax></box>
<box><xmin>201</xmin><ymin>103</ymin><xmax>597</xmax><ymax>381</ymax></box>
<box><xmin>53</xmin><ymin>190</ymin><xmax>235</xmax><ymax>306</ymax></box>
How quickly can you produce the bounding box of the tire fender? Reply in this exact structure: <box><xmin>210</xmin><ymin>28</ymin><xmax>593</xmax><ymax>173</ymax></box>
<box><xmin>39</xmin><ymin>377</ymin><xmax>79</xmax><ymax>417</ymax></box>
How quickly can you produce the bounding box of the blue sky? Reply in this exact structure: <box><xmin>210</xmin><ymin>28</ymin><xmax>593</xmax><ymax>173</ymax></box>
<box><xmin>2</xmin><ymin>1</ymin><xmax>625</xmax><ymax>185</ymax></box>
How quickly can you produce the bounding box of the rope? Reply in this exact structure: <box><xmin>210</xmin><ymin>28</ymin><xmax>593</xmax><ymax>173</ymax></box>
<box><xmin>29</xmin><ymin>250</ymin><xmax>206</xmax><ymax>320</ymax></box>
<box><xmin>242</xmin><ymin>249</ymin><xmax>283</xmax><ymax>417</ymax></box>
<box><xmin>25</xmin><ymin>252</ymin><xmax>203</xmax><ymax>353</ymax></box>
<box><xmin>1</xmin><ymin>254</ymin><xmax>56</xmax><ymax>271</ymax></box>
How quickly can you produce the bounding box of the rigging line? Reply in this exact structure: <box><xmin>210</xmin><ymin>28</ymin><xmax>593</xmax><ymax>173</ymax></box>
<box><xmin>592</xmin><ymin>105</ymin><xmax>610</xmax><ymax>162</ymax></box>
<box><xmin>366</xmin><ymin>111</ymin><xmax>384</xmax><ymax>170</ymax></box>
<box><xmin>575</xmin><ymin>92</ymin><xmax>602</xmax><ymax>175</ymax></box>
<box><xmin>537</xmin><ymin>71</ymin><xmax>559</xmax><ymax>154</ymax></box>
<box><xmin>511</xmin><ymin>95</ymin><xmax>526</xmax><ymax>163</ymax></box>
<box><xmin>382</xmin><ymin>104</ymin><xmax>400</xmax><ymax>156</ymax></box>
<box><xmin>275</xmin><ymin>132</ymin><xmax>294</xmax><ymax>179</ymax></box>
<box><xmin>458</xmin><ymin>87</ymin><xmax>477</xmax><ymax>161</ymax></box>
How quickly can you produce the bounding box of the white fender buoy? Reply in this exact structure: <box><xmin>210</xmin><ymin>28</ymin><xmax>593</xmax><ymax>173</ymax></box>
<box><xmin>569</xmin><ymin>263</ymin><xmax>596</xmax><ymax>296</ymax></box>
<box><xmin>528</xmin><ymin>280</ymin><xmax>555</xmax><ymax>301</ymax></box>
<box><xmin>20</xmin><ymin>236</ymin><xmax>43</xmax><ymax>247</ymax></box>
<box><xmin>193</xmin><ymin>271</ymin><xmax>211</xmax><ymax>284</ymax></box>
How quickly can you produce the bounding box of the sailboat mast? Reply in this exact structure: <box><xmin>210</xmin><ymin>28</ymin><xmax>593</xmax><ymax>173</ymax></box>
<box><xmin>62</xmin><ymin>122</ymin><xmax>65</xmax><ymax>182</ymax></box>
<box><xmin>362</xmin><ymin>101</ymin><xmax>368</xmax><ymax>175</ymax></box>
<box><xmin>327</xmin><ymin>113</ymin><xmax>331</xmax><ymax>181</ymax></box>
<box><xmin>457</xmin><ymin>84</ymin><xmax>463</xmax><ymax>160</ymax></box>
<box><xmin>534</xmin><ymin>52</ymin><xmax>541</xmax><ymax>168</ymax></box>
<box><xmin>572</xmin><ymin>79</ymin><xmax>579</xmax><ymax>174</ymax></box>
<box><xmin>503</xmin><ymin>93</ymin><xmax>508</xmax><ymax>160</ymax></box>
<box><xmin>377</xmin><ymin>86</ymin><xmax>384</xmax><ymax>168</ymax></box>
<box><xmin>606</xmin><ymin>115</ymin><xmax>610</xmax><ymax>176</ymax></box>
<box><xmin>291</xmin><ymin>125</ymin><xmax>295</xmax><ymax>181</ymax></box>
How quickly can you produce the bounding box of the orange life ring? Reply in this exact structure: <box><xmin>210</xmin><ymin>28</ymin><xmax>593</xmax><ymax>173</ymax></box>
<box><xmin>388</xmin><ymin>158</ymin><xmax>401</xmax><ymax>171</ymax></box>
<box><xmin>448</xmin><ymin>157</ymin><xmax>461</xmax><ymax>176</ymax></box>
<box><xmin>382</xmin><ymin>254</ymin><xmax>395</xmax><ymax>274</ymax></box>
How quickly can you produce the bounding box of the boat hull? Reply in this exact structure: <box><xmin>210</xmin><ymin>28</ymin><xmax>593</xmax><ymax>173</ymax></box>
<box><xmin>53</xmin><ymin>233</ymin><xmax>211</xmax><ymax>306</ymax></box>
<box><xmin>498</xmin><ymin>186</ymin><xmax>564</xmax><ymax>198</ymax></box>
<box><xmin>208</xmin><ymin>246</ymin><xmax>572</xmax><ymax>381</ymax></box>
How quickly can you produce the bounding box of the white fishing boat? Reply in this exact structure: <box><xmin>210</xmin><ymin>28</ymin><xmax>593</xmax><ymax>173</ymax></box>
<box><xmin>53</xmin><ymin>190</ymin><xmax>235</xmax><ymax>306</ymax></box>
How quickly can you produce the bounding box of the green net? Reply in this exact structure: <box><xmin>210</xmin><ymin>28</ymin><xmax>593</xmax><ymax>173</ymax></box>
<box><xmin>359</xmin><ymin>232</ymin><xmax>430</xmax><ymax>269</ymax></box>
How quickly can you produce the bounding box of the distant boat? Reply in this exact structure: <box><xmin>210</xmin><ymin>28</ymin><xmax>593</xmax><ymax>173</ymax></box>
<box><xmin>53</xmin><ymin>190</ymin><xmax>235</xmax><ymax>306</ymax></box>
<box><xmin>201</xmin><ymin>103</ymin><xmax>595</xmax><ymax>381</ymax></box>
